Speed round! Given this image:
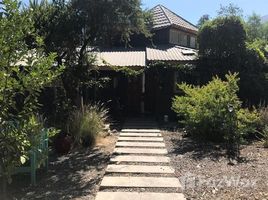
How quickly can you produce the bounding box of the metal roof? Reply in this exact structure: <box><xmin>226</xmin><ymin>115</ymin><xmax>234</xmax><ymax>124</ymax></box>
<box><xmin>151</xmin><ymin>5</ymin><xmax>198</xmax><ymax>33</ymax></box>
<box><xmin>92</xmin><ymin>46</ymin><xmax>197</xmax><ymax>67</ymax></box>
<box><xmin>93</xmin><ymin>49</ymin><xmax>146</xmax><ymax>67</ymax></box>
<box><xmin>146</xmin><ymin>45</ymin><xmax>198</xmax><ymax>62</ymax></box>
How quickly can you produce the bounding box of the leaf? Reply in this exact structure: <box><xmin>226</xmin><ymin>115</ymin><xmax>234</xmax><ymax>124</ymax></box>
<box><xmin>20</xmin><ymin>156</ymin><xmax>26</xmax><ymax>164</ymax></box>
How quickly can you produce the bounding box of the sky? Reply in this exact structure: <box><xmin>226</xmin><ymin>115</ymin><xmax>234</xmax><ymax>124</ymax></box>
<box><xmin>20</xmin><ymin>0</ymin><xmax>268</xmax><ymax>25</ymax></box>
<box><xmin>142</xmin><ymin>0</ymin><xmax>268</xmax><ymax>25</ymax></box>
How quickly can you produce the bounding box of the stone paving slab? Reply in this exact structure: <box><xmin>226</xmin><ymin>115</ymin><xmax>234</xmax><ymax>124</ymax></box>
<box><xmin>110</xmin><ymin>155</ymin><xmax>170</xmax><ymax>163</ymax></box>
<box><xmin>114</xmin><ymin>148</ymin><xmax>168</xmax><ymax>154</ymax></box>
<box><xmin>116</xmin><ymin>142</ymin><xmax>165</xmax><ymax>147</ymax></box>
<box><xmin>123</xmin><ymin>126</ymin><xmax>158</xmax><ymax>129</ymax></box>
<box><xmin>95</xmin><ymin>192</ymin><xmax>185</xmax><ymax>200</ymax></box>
<box><xmin>100</xmin><ymin>176</ymin><xmax>182</xmax><ymax>188</ymax></box>
<box><xmin>118</xmin><ymin>137</ymin><xmax>163</xmax><ymax>141</ymax></box>
<box><xmin>106</xmin><ymin>165</ymin><xmax>174</xmax><ymax>174</ymax></box>
<box><xmin>121</xmin><ymin>129</ymin><xmax>161</xmax><ymax>133</ymax></box>
<box><xmin>120</xmin><ymin>133</ymin><xmax>162</xmax><ymax>137</ymax></box>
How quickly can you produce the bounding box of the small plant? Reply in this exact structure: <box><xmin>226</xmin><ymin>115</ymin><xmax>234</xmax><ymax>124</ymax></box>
<box><xmin>259</xmin><ymin>105</ymin><xmax>268</xmax><ymax>128</ymax></box>
<box><xmin>257</xmin><ymin>125</ymin><xmax>268</xmax><ymax>148</ymax></box>
<box><xmin>172</xmin><ymin>73</ymin><xmax>260</xmax><ymax>159</ymax></box>
<box><xmin>262</xmin><ymin>126</ymin><xmax>268</xmax><ymax>148</ymax></box>
<box><xmin>69</xmin><ymin>103</ymin><xmax>109</xmax><ymax>147</ymax></box>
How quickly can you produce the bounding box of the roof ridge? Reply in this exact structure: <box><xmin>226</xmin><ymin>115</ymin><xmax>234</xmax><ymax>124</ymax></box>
<box><xmin>158</xmin><ymin>4</ymin><xmax>172</xmax><ymax>25</ymax></box>
<box><xmin>159</xmin><ymin>4</ymin><xmax>198</xmax><ymax>30</ymax></box>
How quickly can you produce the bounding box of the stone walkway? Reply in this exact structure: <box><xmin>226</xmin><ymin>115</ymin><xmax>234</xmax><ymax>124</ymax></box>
<box><xmin>95</xmin><ymin>119</ymin><xmax>185</xmax><ymax>200</ymax></box>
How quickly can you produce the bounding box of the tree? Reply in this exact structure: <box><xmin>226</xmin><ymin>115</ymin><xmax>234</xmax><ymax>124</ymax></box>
<box><xmin>217</xmin><ymin>3</ymin><xmax>243</xmax><ymax>18</ymax></box>
<box><xmin>198</xmin><ymin>15</ymin><xmax>268</xmax><ymax>104</ymax></box>
<box><xmin>198</xmin><ymin>16</ymin><xmax>246</xmax><ymax>76</ymax></box>
<box><xmin>0</xmin><ymin>0</ymin><xmax>62</xmax><ymax>196</ymax></box>
<box><xmin>246</xmin><ymin>13</ymin><xmax>263</xmax><ymax>41</ymax></box>
<box><xmin>197</xmin><ymin>14</ymin><xmax>210</xmax><ymax>28</ymax></box>
<box><xmin>28</xmin><ymin>0</ymin><xmax>152</xmax><ymax>109</ymax></box>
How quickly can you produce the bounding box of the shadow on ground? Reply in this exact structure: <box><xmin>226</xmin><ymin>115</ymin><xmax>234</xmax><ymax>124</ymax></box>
<box><xmin>167</xmin><ymin>132</ymin><xmax>256</xmax><ymax>163</ymax></box>
<box><xmin>170</xmin><ymin>136</ymin><xmax>227</xmax><ymax>161</ymax></box>
<box><xmin>3</xmin><ymin>147</ymin><xmax>110</xmax><ymax>200</ymax></box>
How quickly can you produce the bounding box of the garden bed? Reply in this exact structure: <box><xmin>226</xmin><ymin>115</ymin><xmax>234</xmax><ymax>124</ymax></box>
<box><xmin>163</xmin><ymin>130</ymin><xmax>268</xmax><ymax>200</ymax></box>
<box><xmin>2</xmin><ymin>135</ymin><xmax>117</xmax><ymax>200</ymax></box>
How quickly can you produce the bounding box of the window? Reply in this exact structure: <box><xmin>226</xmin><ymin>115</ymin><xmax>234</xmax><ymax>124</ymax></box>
<box><xmin>169</xmin><ymin>29</ymin><xmax>178</xmax><ymax>44</ymax></box>
<box><xmin>190</xmin><ymin>36</ymin><xmax>196</xmax><ymax>48</ymax></box>
<box><xmin>178</xmin><ymin>32</ymin><xmax>187</xmax><ymax>46</ymax></box>
<box><xmin>169</xmin><ymin>29</ymin><xmax>196</xmax><ymax>48</ymax></box>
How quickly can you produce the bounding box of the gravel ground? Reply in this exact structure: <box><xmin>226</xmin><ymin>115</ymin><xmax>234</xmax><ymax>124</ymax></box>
<box><xmin>163</xmin><ymin>130</ymin><xmax>268</xmax><ymax>200</ymax></box>
<box><xmin>2</xmin><ymin>135</ymin><xmax>117</xmax><ymax>200</ymax></box>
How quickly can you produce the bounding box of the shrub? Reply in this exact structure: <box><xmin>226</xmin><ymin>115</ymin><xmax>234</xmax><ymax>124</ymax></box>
<box><xmin>172</xmin><ymin>73</ymin><xmax>260</xmax><ymax>142</ymax></box>
<box><xmin>237</xmin><ymin>108</ymin><xmax>260</xmax><ymax>137</ymax></box>
<box><xmin>69</xmin><ymin>104</ymin><xmax>108</xmax><ymax>147</ymax></box>
<box><xmin>260</xmin><ymin>126</ymin><xmax>268</xmax><ymax>148</ymax></box>
<box><xmin>257</xmin><ymin>106</ymin><xmax>268</xmax><ymax>147</ymax></box>
<box><xmin>259</xmin><ymin>106</ymin><xmax>268</xmax><ymax>128</ymax></box>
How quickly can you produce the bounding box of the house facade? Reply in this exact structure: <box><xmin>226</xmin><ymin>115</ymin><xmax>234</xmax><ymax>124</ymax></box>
<box><xmin>87</xmin><ymin>5</ymin><xmax>198</xmax><ymax>121</ymax></box>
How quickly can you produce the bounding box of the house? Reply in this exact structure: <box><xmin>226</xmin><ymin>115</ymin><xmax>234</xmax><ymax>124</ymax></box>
<box><xmin>87</xmin><ymin>5</ymin><xmax>198</xmax><ymax>120</ymax></box>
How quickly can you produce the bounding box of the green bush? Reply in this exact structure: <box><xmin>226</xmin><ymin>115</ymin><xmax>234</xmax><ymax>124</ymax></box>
<box><xmin>257</xmin><ymin>106</ymin><xmax>268</xmax><ymax>147</ymax></box>
<box><xmin>172</xmin><ymin>73</ymin><xmax>260</xmax><ymax>142</ymax></box>
<box><xmin>69</xmin><ymin>104</ymin><xmax>108</xmax><ymax>147</ymax></box>
<box><xmin>259</xmin><ymin>106</ymin><xmax>268</xmax><ymax>128</ymax></box>
<box><xmin>259</xmin><ymin>125</ymin><xmax>268</xmax><ymax>148</ymax></box>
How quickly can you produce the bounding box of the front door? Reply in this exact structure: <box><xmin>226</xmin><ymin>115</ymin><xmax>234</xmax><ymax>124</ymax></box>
<box><xmin>127</xmin><ymin>75</ymin><xmax>142</xmax><ymax>114</ymax></box>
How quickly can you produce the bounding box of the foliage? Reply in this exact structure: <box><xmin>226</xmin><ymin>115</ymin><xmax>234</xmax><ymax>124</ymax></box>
<box><xmin>259</xmin><ymin>106</ymin><xmax>268</xmax><ymax>127</ymax></box>
<box><xmin>172</xmin><ymin>73</ymin><xmax>259</xmax><ymax>142</ymax></box>
<box><xmin>112</xmin><ymin>66</ymin><xmax>144</xmax><ymax>77</ymax></box>
<box><xmin>197</xmin><ymin>14</ymin><xmax>210</xmax><ymax>28</ymax></box>
<box><xmin>217</xmin><ymin>3</ymin><xmax>243</xmax><ymax>18</ymax></box>
<box><xmin>0</xmin><ymin>0</ymin><xmax>62</xmax><ymax>191</ymax></box>
<box><xmin>246</xmin><ymin>13</ymin><xmax>263</xmax><ymax>42</ymax></box>
<box><xmin>69</xmin><ymin>104</ymin><xmax>109</xmax><ymax>147</ymax></box>
<box><xmin>198</xmin><ymin>16</ymin><xmax>246</xmax><ymax>69</ymax></box>
<box><xmin>27</xmin><ymin>0</ymin><xmax>152</xmax><ymax>108</ymax></box>
<box><xmin>237</xmin><ymin>108</ymin><xmax>260</xmax><ymax>137</ymax></box>
<box><xmin>259</xmin><ymin>126</ymin><xmax>268</xmax><ymax>148</ymax></box>
<box><xmin>198</xmin><ymin>14</ymin><xmax>268</xmax><ymax>104</ymax></box>
<box><xmin>246</xmin><ymin>13</ymin><xmax>268</xmax><ymax>42</ymax></box>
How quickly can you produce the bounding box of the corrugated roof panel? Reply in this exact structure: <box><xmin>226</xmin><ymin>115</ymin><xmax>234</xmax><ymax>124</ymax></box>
<box><xmin>92</xmin><ymin>46</ymin><xmax>197</xmax><ymax>67</ymax></box>
<box><xmin>146</xmin><ymin>46</ymin><xmax>197</xmax><ymax>61</ymax></box>
<box><xmin>94</xmin><ymin>50</ymin><xmax>146</xmax><ymax>67</ymax></box>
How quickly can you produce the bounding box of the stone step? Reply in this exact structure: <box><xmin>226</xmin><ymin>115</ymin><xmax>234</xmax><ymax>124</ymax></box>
<box><xmin>110</xmin><ymin>155</ymin><xmax>170</xmax><ymax>163</ymax></box>
<box><xmin>123</xmin><ymin>125</ymin><xmax>158</xmax><ymax>128</ymax></box>
<box><xmin>121</xmin><ymin>129</ymin><xmax>161</xmax><ymax>133</ymax></box>
<box><xmin>106</xmin><ymin>165</ymin><xmax>174</xmax><ymax>174</ymax></box>
<box><xmin>114</xmin><ymin>148</ymin><xmax>168</xmax><ymax>155</ymax></box>
<box><xmin>118</xmin><ymin>137</ymin><xmax>163</xmax><ymax>142</ymax></box>
<box><xmin>95</xmin><ymin>192</ymin><xmax>185</xmax><ymax>200</ymax></box>
<box><xmin>120</xmin><ymin>133</ymin><xmax>161</xmax><ymax>137</ymax></box>
<box><xmin>116</xmin><ymin>142</ymin><xmax>165</xmax><ymax>147</ymax></box>
<box><xmin>100</xmin><ymin>176</ymin><xmax>182</xmax><ymax>188</ymax></box>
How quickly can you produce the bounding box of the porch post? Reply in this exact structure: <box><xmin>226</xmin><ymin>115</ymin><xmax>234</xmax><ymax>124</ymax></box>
<box><xmin>141</xmin><ymin>72</ymin><xmax>145</xmax><ymax>113</ymax></box>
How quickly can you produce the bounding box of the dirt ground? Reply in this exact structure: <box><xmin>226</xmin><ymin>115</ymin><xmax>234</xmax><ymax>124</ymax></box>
<box><xmin>163</xmin><ymin>130</ymin><xmax>268</xmax><ymax>200</ymax></box>
<box><xmin>2</xmin><ymin>134</ymin><xmax>117</xmax><ymax>200</ymax></box>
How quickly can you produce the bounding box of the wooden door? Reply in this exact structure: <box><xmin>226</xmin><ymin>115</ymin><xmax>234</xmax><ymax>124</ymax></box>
<box><xmin>127</xmin><ymin>76</ymin><xmax>142</xmax><ymax>114</ymax></box>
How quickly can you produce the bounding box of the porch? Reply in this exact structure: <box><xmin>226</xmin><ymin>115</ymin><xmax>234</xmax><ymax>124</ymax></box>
<box><xmin>86</xmin><ymin>45</ymin><xmax>198</xmax><ymax>120</ymax></box>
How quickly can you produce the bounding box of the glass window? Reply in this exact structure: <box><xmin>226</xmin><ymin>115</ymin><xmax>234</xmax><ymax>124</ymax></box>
<box><xmin>178</xmin><ymin>32</ymin><xmax>187</xmax><ymax>46</ymax></box>
<box><xmin>190</xmin><ymin>36</ymin><xmax>196</xmax><ymax>48</ymax></box>
<box><xmin>169</xmin><ymin>29</ymin><xmax>178</xmax><ymax>44</ymax></box>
